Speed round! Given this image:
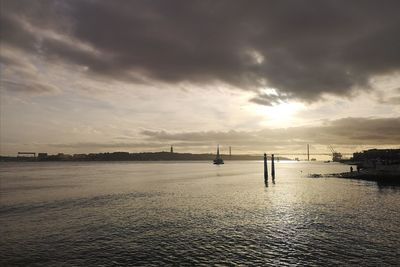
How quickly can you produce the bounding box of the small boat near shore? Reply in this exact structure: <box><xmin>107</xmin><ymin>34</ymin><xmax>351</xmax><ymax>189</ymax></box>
<box><xmin>213</xmin><ymin>145</ymin><xmax>224</xmax><ymax>165</ymax></box>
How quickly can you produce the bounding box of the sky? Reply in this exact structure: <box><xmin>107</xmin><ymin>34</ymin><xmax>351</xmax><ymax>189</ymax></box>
<box><xmin>1</xmin><ymin>0</ymin><xmax>399</xmax><ymax>158</ymax></box>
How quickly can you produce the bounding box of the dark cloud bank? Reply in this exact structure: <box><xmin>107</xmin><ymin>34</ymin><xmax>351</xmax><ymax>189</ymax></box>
<box><xmin>141</xmin><ymin>117</ymin><xmax>400</xmax><ymax>146</ymax></box>
<box><xmin>53</xmin><ymin>117</ymin><xmax>400</xmax><ymax>151</ymax></box>
<box><xmin>2</xmin><ymin>0</ymin><xmax>400</xmax><ymax>103</ymax></box>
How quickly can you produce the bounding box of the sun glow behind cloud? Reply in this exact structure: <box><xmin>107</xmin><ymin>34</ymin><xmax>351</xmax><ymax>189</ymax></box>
<box><xmin>250</xmin><ymin>101</ymin><xmax>305</xmax><ymax>128</ymax></box>
<box><xmin>247</xmin><ymin>88</ymin><xmax>306</xmax><ymax>128</ymax></box>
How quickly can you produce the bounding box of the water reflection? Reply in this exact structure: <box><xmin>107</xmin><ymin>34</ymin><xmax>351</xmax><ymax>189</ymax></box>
<box><xmin>0</xmin><ymin>161</ymin><xmax>399</xmax><ymax>266</ymax></box>
<box><xmin>264</xmin><ymin>179</ymin><xmax>276</xmax><ymax>188</ymax></box>
<box><xmin>377</xmin><ymin>181</ymin><xmax>400</xmax><ymax>190</ymax></box>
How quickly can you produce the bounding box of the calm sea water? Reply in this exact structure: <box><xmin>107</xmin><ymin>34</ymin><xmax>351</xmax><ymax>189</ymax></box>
<box><xmin>1</xmin><ymin>161</ymin><xmax>399</xmax><ymax>266</ymax></box>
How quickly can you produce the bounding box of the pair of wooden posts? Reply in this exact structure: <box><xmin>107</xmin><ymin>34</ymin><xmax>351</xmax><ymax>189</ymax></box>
<box><xmin>264</xmin><ymin>153</ymin><xmax>275</xmax><ymax>182</ymax></box>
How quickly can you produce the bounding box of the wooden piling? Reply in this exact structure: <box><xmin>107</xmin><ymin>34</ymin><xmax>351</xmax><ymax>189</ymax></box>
<box><xmin>271</xmin><ymin>154</ymin><xmax>275</xmax><ymax>180</ymax></box>
<box><xmin>264</xmin><ymin>153</ymin><xmax>268</xmax><ymax>180</ymax></box>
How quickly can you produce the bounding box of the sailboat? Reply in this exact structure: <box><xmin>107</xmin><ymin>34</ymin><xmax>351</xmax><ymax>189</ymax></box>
<box><xmin>213</xmin><ymin>145</ymin><xmax>224</xmax><ymax>165</ymax></box>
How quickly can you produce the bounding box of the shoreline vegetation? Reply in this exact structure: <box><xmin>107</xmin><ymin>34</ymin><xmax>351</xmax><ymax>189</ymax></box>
<box><xmin>0</xmin><ymin>152</ymin><xmax>290</xmax><ymax>162</ymax></box>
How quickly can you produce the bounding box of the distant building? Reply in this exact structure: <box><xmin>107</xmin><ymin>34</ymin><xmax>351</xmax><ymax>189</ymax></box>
<box><xmin>37</xmin><ymin>153</ymin><xmax>48</xmax><ymax>160</ymax></box>
<box><xmin>73</xmin><ymin>154</ymin><xmax>87</xmax><ymax>160</ymax></box>
<box><xmin>170</xmin><ymin>146</ymin><xmax>174</xmax><ymax>153</ymax></box>
<box><xmin>17</xmin><ymin>152</ymin><xmax>36</xmax><ymax>158</ymax></box>
<box><xmin>57</xmin><ymin>153</ymin><xmax>72</xmax><ymax>160</ymax></box>
<box><xmin>353</xmin><ymin>149</ymin><xmax>400</xmax><ymax>162</ymax></box>
<box><xmin>351</xmin><ymin>149</ymin><xmax>400</xmax><ymax>178</ymax></box>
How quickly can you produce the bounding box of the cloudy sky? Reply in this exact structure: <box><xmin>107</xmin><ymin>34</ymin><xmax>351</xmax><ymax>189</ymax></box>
<box><xmin>1</xmin><ymin>0</ymin><xmax>399</xmax><ymax>157</ymax></box>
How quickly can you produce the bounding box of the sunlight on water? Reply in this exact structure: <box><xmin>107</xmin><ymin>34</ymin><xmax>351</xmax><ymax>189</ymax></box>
<box><xmin>1</xmin><ymin>161</ymin><xmax>399</xmax><ymax>266</ymax></box>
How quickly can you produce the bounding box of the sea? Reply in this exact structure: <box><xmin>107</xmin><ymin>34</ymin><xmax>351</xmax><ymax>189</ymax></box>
<box><xmin>1</xmin><ymin>161</ymin><xmax>399</xmax><ymax>266</ymax></box>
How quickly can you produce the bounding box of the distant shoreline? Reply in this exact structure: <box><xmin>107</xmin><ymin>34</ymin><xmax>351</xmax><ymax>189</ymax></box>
<box><xmin>0</xmin><ymin>152</ymin><xmax>291</xmax><ymax>162</ymax></box>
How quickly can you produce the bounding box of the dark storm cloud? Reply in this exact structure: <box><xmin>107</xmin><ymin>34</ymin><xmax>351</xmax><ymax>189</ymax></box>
<box><xmin>249</xmin><ymin>92</ymin><xmax>291</xmax><ymax>106</ymax></box>
<box><xmin>2</xmin><ymin>0</ymin><xmax>400</xmax><ymax>101</ymax></box>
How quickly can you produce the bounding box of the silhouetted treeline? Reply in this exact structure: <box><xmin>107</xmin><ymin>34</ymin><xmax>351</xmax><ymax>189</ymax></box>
<box><xmin>1</xmin><ymin>152</ymin><xmax>287</xmax><ymax>162</ymax></box>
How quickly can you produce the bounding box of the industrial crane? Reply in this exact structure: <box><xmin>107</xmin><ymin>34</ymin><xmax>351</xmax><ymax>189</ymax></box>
<box><xmin>329</xmin><ymin>146</ymin><xmax>343</xmax><ymax>162</ymax></box>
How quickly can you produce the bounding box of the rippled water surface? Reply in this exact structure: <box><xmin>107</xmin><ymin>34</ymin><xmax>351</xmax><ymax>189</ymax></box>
<box><xmin>1</xmin><ymin>161</ymin><xmax>399</xmax><ymax>266</ymax></box>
